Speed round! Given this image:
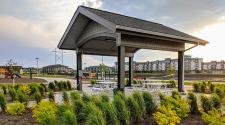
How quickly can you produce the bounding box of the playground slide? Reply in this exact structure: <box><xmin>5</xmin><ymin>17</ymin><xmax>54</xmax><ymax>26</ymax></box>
<box><xmin>15</xmin><ymin>73</ymin><xmax>21</xmax><ymax>78</ymax></box>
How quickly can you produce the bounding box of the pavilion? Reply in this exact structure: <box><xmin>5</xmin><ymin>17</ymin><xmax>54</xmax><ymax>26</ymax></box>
<box><xmin>58</xmin><ymin>6</ymin><xmax>208</xmax><ymax>92</ymax></box>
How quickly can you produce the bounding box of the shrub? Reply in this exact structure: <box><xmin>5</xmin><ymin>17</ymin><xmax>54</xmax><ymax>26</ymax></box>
<box><xmin>142</xmin><ymin>92</ymin><xmax>157</xmax><ymax>114</ymax></box>
<box><xmin>66</xmin><ymin>80</ymin><xmax>72</xmax><ymax>90</ymax></box>
<box><xmin>211</xmin><ymin>94</ymin><xmax>221</xmax><ymax>109</ymax></box>
<box><xmin>167</xmin><ymin>80</ymin><xmax>176</xmax><ymax>88</ymax></box>
<box><xmin>48</xmin><ymin>82</ymin><xmax>55</xmax><ymax>91</ymax></box>
<box><xmin>100</xmin><ymin>94</ymin><xmax>110</xmax><ymax>103</ymax></box>
<box><xmin>90</xmin><ymin>80</ymin><xmax>97</xmax><ymax>86</ymax></box>
<box><xmin>2</xmin><ymin>85</ymin><xmax>7</xmax><ymax>95</ymax></box>
<box><xmin>210</xmin><ymin>83</ymin><xmax>215</xmax><ymax>93</ymax></box>
<box><xmin>29</xmin><ymin>83</ymin><xmax>40</xmax><ymax>95</ymax></box>
<box><xmin>153</xmin><ymin>106</ymin><xmax>181</xmax><ymax>125</ymax></box>
<box><xmin>40</xmin><ymin>83</ymin><xmax>48</xmax><ymax>92</ymax></box>
<box><xmin>82</xmin><ymin>93</ymin><xmax>91</xmax><ymax>103</ymax></box>
<box><xmin>34</xmin><ymin>92</ymin><xmax>42</xmax><ymax>104</ymax></box>
<box><xmin>57</xmin><ymin>81</ymin><xmax>63</xmax><ymax>91</ymax></box>
<box><xmin>38</xmin><ymin>85</ymin><xmax>45</xmax><ymax>95</ymax></box>
<box><xmin>62</xmin><ymin>91</ymin><xmax>69</xmax><ymax>103</ymax></box>
<box><xmin>193</xmin><ymin>83</ymin><xmax>199</xmax><ymax>92</ymax></box>
<box><xmin>14</xmin><ymin>84</ymin><xmax>22</xmax><ymax>90</ymax></box>
<box><xmin>200</xmin><ymin>82</ymin><xmax>207</xmax><ymax>93</ymax></box>
<box><xmin>17</xmin><ymin>90</ymin><xmax>28</xmax><ymax>104</ymax></box>
<box><xmin>33</xmin><ymin>101</ymin><xmax>57</xmax><ymax>125</ymax></box>
<box><xmin>71</xmin><ymin>99</ymin><xmax>86</xmax><ymax>123</ymax></box>
<box><xmin>161</xmin><ymin>96</ymin><xmax>190</xmax><ymax>119</ymax></box>
<box><xmin>132</xmin><ymin>91</ymin><xmax>145</xmax><ymax>117</ymax></box>
<box><xmin>85</xmin><ymin>103</ymin><xmax>106</xmax><ymax>125</ymax></box>
<box><xmin>187</xmin><ymin>92</ymin><xmax>199</xmax><ymax>114</ymax></box>
<box><xmin>201</xmin><ymin>95</ymin><xmax>212</xmax><ymax>112</ymax></box>
<box><xmin>172</xmin><ymin>91</ymin><xmax>181</xmax><ymax>100</ymax></box>
<box><xmin>6</xmin><ymin>102</ymin><xmax>25</xmax><ymax>115</ymax></box>
<box><xmin>48</xmin><ymin>91</ymin><xmax>55</xmax><ymax>102</ymax></box>
<box><xmin>214</xmin><ymin>88</ymin><xmax>223</xmax><ymax>98</ymax></box>
<box><xmin>0</xmin><ymin>93</ymin><xmax>7</xmax><ymax>112</ymax></box>
<box><xmin>62</xmin><ymin>81</ymin><xmax>68</xmax><ymax>90</ymax></box>
<box><xmin>113</xmin><ymin>94</ymin><xmax>129</xmax><ymax>125</ymax></box>
<box><xmin>61</xmin><ymin>109</ymin><xmax>78</xmax><ymax>125</ymax></box>
<box><xmin>115</xmin><ymin>91</ymin><xmax>126</xmax><ymax>101</ymax></box>
<box><xmin>97</xmin><ymin>102</ymin><xmax>118</xmax><ymax>125</ymax></box>
<box><xmin>70</xmin><ymin>92</ymin><xmax>81</xmax><ymax>101</ymax></box>
<box><xmin>202</xmin><ymin>109</ymin><xmax>225</xmax><ymax>124</ymax></box>
<box><xmin>8</xmin><ymin>87</ymin><xmax>17</xmax><ymax>101</ymax></box>
<box><xmin>126</xmin><ymin>96</ymin><xmax>142</xmax><ymax>122</ymax></box>
<box><xmin>19</xmin><ymin>85</ymin><xmax>31</xmax><ymax>95</ymax></box>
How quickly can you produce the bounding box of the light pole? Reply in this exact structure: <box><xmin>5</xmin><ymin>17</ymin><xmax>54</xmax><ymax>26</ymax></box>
<box><xmin>35</xmin><ymin>58</ymin><xmax>39</xmax><ymax>77</ymax></box>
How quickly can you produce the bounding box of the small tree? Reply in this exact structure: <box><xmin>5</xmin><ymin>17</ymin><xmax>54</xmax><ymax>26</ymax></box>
<box><xmin>99</xmin><ymin>64</ymin><xmax>106</xmax><ymax>80</ymax></box>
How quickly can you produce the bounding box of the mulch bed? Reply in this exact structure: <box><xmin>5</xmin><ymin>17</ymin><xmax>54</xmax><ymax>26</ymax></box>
<box><xmin>129</xmin><ymin>114</ymin><xmax>206</xmax><ymax>125</ymax></box>
<box><xmin>0</xmin><ymin>78</ymin><xmax>47</xmax><ymax>84</ymax></box>
<box><xmin>0</xmin><ymin>109</ymin><xmax>40</xmax><ymax>125</ymax></box>
<box><xmin>0</xmin><ymin>110</ymin><xmax>206</xmax><ymax>125</ymax></box>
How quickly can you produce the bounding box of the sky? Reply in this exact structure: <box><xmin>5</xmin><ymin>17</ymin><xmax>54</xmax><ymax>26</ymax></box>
<box><xmin>0</xmin><ymin>0</ymin><xmax>225</xmax><ymax>69</ymax></box>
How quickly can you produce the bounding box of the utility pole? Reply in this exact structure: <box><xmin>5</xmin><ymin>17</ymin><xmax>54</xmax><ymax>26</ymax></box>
<box><xmin>61</xmin><ymin>50</ymin><xmax>66</xmax><ymax>65</ymax></box>
<box><xmin>35</xmin><ymin>58</ymin><xmax>39</xmax><ymax>77</ymax></box>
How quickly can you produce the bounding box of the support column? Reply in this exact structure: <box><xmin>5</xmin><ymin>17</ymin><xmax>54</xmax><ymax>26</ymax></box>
<box><xmin>178</xmin><ymin>51</ymin><xmax>184</xmax><ymax>92</ymax></box>
<box><xmin>128</xmin><ymin>57</ymin><xmax>133</xmax><ymax>86</ymax></box>
<box><xmin>76</xmin><ymin>52</ymin><xmax>82</xmax><ymax>91</ymax></box>
<box><xmin>117</xmin><ymin>46</ymin><xmax>125</xmax><ymax>90</ymax></box>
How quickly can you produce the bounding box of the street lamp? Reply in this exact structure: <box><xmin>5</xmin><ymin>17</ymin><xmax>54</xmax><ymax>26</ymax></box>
<box><xmin>35</xmin><ymin>58</ymin><xmax>39</xmax><ymax>77</ymax></box>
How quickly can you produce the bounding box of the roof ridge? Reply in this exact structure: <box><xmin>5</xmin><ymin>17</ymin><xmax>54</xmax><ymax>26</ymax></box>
<box><xmin>80</xmin><ymin>5</ymin><xmax>163</xmax><ymax>26</ymax></box>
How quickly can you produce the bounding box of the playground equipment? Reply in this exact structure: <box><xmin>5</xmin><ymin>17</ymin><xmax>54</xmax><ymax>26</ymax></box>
<box><xmin>0</xmin><ymin>66</ymin><xmax>22</xmax><ymax>79</ymax></box>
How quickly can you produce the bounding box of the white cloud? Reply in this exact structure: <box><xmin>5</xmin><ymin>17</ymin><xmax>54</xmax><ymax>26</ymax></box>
<box><xmin>0</xmin><ymin>0</ymin><xmax>103</xmax><ymax>50</ymax></box>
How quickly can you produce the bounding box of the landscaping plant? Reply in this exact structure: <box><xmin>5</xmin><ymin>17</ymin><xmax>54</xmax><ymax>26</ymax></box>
<box><xmin>40</xmin><ymin>83</ymin><xmax>48</xmax><ymax>92</ymax></box>
<box><xmin>153</xmin><ymin>106</ymin><xmax>181</xmax><ymax>125</ymax></box>
<box><xmin>71</xmin><ymin>99</ymin><xmax>86</xmax><ymax>123</ymax></box>
<box><xmin>211</xmin><ymin>93</ymin><xmax>221</xmax><ymax>109</ymax></box>
<box><xmin>100</xmin><ymin>93</ymin><xmax>110</xmax><ymax>103</ymax></box>
<box><xmin>202</xmin><ymin>109</ymin><xmax>225</xmax><ymax>125</ymax></box>
<box><xmin>126</xmin><ymin>96</ymin><xmax>142</xmax><ymax>122</ymax></box>
<box><xmin>85</xmin><ymin>103</ymin><xmax>106</xmax><ymax>125</ymax></box>
<box><xmin>187</xmin><ymin>92</ymin><xmax>199</xmax><ymax>114</ymax></box>
<box><xmin>113</xmin><ymin>93</ymin><xmax>129</xmax><ymax>125</ymax></box>
<box><xmin>132</xmin><ymin>91</ymin><xmax>145</xmax><ymax>117</ymax></box>
<box><xmin>62</xmin><ymin>81</ymin><xmax>68</xmax><ymax>90</ymax></box>
<box><xmin>201</xmin><ymin>95</ymin><xmax>213</xmax><ymax>112</ymax></box>
<box><xmin>48</xmin><ymin>82</ymin><xmax>56</xmax><ymax>91</ymax></box>
<box><xmin>6</xmin><ymin>102</ymin><xmax>25</xmax><ymax>115</ymax></box>
<box><xmin>2</xmin><ymin>85</ymin><xmax>7</xmax><ymax>95</ymax></box>
<box><xmin>142</xmin><ymin>92</ymin><xmax>157</xmax><ymax>114</ymax></box>
<box><xmin>0</xmin><ymin>93</ymin><xmax>7</xmax><ymax>112</ymax></box>
<box><xmin>160</xmin><ymin>95</ymin><xmax>190</xmax><ymax>119</ymax></box>
<box><xmin>17</xmin><ymin>90</ymin><xmax>28</xmax><ymax>104</ymax></box>
<box><xmin>61</xmin><ymin>109</ymin><xmax>78</xmax><ymax>125</ymax></box>
<box><xmin>96</xmin><ymin>101</ymin><xmax>119</xmax><ymax>125</ymax></box>
<box><xmin>66</xmin><ymin>80</ymin><xmax>72</xmax><ymax>90</ymax></box>
<box><xmin>19</xmin><ymin>84</ymin><xmax>31</xmax><ymax>95</ymax></box>
<box><xmin>33</xmin><ymin>101</ymin><xmax>57</xmax><ymax>125</ymax></box>
<box><xmin>34</xmin><ymin>91</ymin><xmax>42</xmax><ymax>104</ymax></box>
<box><xmin>48</xmin><ymin>91</ymin><xmax>55</xmax><ymax>102</ymax></box>
<box><xmin>82</xmin><ymin>93</ymin><xmax>91</xmax><ymax>103</ymax></box>
<box><xmin>70</xmin><ymin>91</ymin><xmax>81</xmax><ymax>101</ymax></box>
<box><xmin>8</xmin><ymin>87</ymin><xmax>17</xmax><ymax>101</ymax></box>
<box><xmin>62</xmin><ymin>91</ymin><xmax>69</xmax><ymax>103</ymax></box>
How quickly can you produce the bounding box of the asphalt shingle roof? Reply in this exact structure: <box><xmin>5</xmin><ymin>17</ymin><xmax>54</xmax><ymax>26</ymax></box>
<box><xmin>81</xmin><ymin>6</ymin><xmax>206</xmax><ymax>43</ymax></box>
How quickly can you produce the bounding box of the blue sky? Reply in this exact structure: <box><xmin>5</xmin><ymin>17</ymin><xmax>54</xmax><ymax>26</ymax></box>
<box><xmin>1</xmin><ymin>0</ymin><xmax>225</xmax><ymax>69</ymax></box>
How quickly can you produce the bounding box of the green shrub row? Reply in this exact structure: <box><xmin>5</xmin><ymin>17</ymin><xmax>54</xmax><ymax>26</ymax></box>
<box><xmin>32</xmin><ymin>91</ymin><xmax>157</xmax><ymax>125</ymax></box>
<box><xmin>48</xmin><ymin>80</ymin><xmax>72</xmax><ymax>91</ymax></box>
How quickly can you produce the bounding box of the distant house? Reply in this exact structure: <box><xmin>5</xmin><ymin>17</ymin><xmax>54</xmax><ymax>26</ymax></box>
<box><xmin>42</xmin><ymin>64</ymin><xmax>74</xmax><ymax>74</ymax></box>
